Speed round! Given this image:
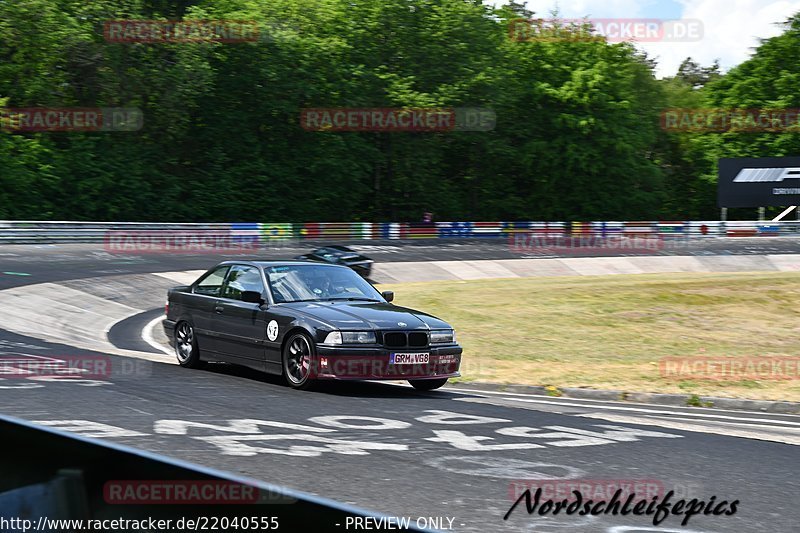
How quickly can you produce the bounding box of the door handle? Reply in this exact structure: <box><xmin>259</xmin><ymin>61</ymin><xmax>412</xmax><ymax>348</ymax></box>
<box><xmin>214</xmin><ymin>306</ymin><xmax>224</xmax><ymax>314</ymax></box>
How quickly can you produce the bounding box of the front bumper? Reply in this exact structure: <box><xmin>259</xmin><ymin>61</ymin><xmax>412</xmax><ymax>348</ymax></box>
<box><xmin>313</xmin><ymin>344</ymin><xmax>462</xmax><ymax>380</ymax></box>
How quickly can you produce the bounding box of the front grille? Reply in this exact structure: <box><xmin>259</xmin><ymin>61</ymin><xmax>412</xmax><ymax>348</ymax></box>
<box><xmin>383</xmin><ymin>332</ymin><xmax>407</xmax><ymax>348</ymax></box>
<box><xmin>382</xmin><ymin>331</ymin><xmax>429</xmax><ymax>348</ymax></box>
<box><xmin>408</xmin><ymin>332</ymin><xmax>428</xmax><ymax>347</ymax></box>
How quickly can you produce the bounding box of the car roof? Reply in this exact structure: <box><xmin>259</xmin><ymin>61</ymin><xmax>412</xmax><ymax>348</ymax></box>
<box><xmin>217</xmin><ymin>260</ymin><xmax>347</xmax><ymax>268</ymax></box>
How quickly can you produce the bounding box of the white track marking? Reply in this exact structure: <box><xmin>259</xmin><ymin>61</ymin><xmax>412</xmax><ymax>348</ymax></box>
<box><xmin>495</xmin><ymin>424</ymin><xmax>681</xmax><ymax>446</ymax></box>
<box><xmin>195</xmin><ymin>434</ymin><xmax>408</xmax><ymax>457</ymax></box>
<box><xmin>446</xmin><ymin>386</ymin><xmax>800</xmax><ymax>419</ymax></box>
<box><xmin>0</xmin><ymin>380</ymin><xmax>44</xmax><ymax>389</ymax></box>
<box><xmin>608</xmin><ymin>526</ymin><xmax>711</xmax><ymax>533</ymax></box>
<box><xmin>576</xmin><ymin>413</ymin><xmax>800</xmax><ymax>446</ymax></box>
<box><xmin>151</xmin><ymin>270</ymin><xmax>206</xmax><ymax>285</ymax></box>
<box><xmin>424</xmin><ymin>456</ymin><xmax>586</xmax><ymax>479</ymax></box>
<box><xmin>142</xmin><ymin>313</ymin><xmax>172</xmax><ymax>355</ymax></box>
<box><xmin>0</xmin><ymin>282</ymin><xmax>172</xmax><ymax>361</ymax></box>
<box><xmin>456</xmin><ymin>396</ymin><xmax>800</xmax><ymax>426</ymax></box>
<box><xmin>154</xmin><ymin>419</ymin><xmax>336</xmax><ymax>435</ymax></box>
<box><xmin>425</xmin><ymin>430</ymin><xmax>544</xmax><ymax>451</ymax></box>
<box><xmin>415</xmin><ymin>409</ymin><xmax>510</xmax><ymax>425</ymax></box>
<box><xmin>33</xmin><ymin>420</ymin><xmax>148</xmax><ymax>438</ymax></box>
<box><xmin>630</xmin><ymin>414</ymin><xmax>800</xmax><ymax>432</ymax></box>
<box><xmin>308</xmin><ymin>415</ymin><xmax>411</xmax><ymax>430</ymax></box>
<box><xmin>0</xmin><ymin>282</ymin><xmax>138</xmax><ymax>349</ymax></box>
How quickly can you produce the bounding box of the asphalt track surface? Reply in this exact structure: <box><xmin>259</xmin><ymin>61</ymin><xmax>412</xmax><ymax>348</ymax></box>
<box><xmin>4</xmin><ymin>236</ymin><xmax>800</xmax><ymax>289</ymax></box>
<box><xmin>1</xmin><ymin>241</ymin><xmax>800</xmax><ymax>532</ymax></box>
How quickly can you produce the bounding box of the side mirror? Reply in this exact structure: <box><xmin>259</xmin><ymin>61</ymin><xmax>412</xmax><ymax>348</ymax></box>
<box><xmin>381</xmin><ymin>290</ymin><xmax>394</xmax><ymax>303</ymax></box>
<box><xmin>241</xmin><ymin>291</ymin><xmax>265</xmax><ymax>305</ymax></box>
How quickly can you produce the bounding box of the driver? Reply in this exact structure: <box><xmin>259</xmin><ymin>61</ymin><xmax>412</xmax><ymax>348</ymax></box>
<box><xmin>304</xmin><ymin>271</ymin><xmax>333</xmax><ymax>297</ymax></box>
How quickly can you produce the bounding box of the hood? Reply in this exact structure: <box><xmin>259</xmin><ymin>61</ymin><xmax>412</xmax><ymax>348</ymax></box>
<box><xmin>284</xmin><ymin>301</ymin><xmax>451</xmax><ymax>330</ymax></box>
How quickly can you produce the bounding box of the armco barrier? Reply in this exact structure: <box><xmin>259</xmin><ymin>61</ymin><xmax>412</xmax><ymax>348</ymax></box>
<box><xmin>2</xmin><ymin>220</ymin><xmax>800</xmax><ymax>244</ymax></box>
<box><xmin>0</xmin><ymin>415</ymin><xmax>427</xmax><ymax>532</ymax></box>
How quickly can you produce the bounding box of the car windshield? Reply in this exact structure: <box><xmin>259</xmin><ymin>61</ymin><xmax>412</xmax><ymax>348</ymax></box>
<box><xmin>265</xmin><ymin>264</ymin><xmax>382</xmax><ymax>303</ymax></box>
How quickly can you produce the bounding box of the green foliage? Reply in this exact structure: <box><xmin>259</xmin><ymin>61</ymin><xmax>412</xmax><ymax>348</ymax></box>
<box><xmin>659</xmin><ymin>15</ymin><xmax>800</xmax><ymax>219</ymax></box>
<box><xmin>686</xmin><ymin>394</ymin><xmax>713</xmax><ymax>408</ymax></box>
<box><xmin>0</xmin><ymin>0</ymin><xmax>796</xmax><ymax>221</ymax></box>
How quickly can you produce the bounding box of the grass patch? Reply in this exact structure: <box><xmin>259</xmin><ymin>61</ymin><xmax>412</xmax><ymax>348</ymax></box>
<box><xmin>378</xmin><ymin>272</ymin><xmax>800</xmax><ymax>402</ymax></box>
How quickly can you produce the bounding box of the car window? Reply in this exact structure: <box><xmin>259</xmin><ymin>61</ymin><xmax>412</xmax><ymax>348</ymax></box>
<box><xmin>265</xmin><ymin>264</ymin><xmax>382</xmax><ymax>303</ymax></box>
<box><xmin>193</xmin><ymin>266</ymin><xmax>230</xmax><ymax>297</ymax></box>
<box><xmin>222</xmin><ymin>265</ymin><xmax>264</xmax><ymax>301</ymax></box>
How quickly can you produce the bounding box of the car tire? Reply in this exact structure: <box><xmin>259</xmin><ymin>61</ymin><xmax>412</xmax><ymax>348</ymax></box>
<box><xmin>175</xmin><ymin>321</ymin><xmax>203</xmax><ymax>368</ymax></box>
<box><xmin>409</xmin><ymin>378</ymin><xmax>448</xmax><ymax>391</ymax></box>
<box><xmin>283</xmin><ymin>331</ymin><xmax>316</xmax><ymax>390</ymax></box>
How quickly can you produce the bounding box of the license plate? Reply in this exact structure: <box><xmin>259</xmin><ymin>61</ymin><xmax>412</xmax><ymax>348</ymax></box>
<box><xmin>390</xmin><ymin>353</ymin><xmax>429</xmax><ymax>365</ymax></box>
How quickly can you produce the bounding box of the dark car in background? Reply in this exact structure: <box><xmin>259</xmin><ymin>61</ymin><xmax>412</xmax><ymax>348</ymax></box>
<box><xmin>295</xmin><ymin>245</ymin><xmax>374</xmax><ymax>278</ymax></box>
<box><xmin>163</xmin><ymin>261</ymin><xmax>462</xmax><ymax>391</ymax></box>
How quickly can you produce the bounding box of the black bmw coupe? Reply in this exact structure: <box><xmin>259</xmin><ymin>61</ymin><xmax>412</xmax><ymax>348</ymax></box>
<box><xmin>163</xmin><ymin>261</ymin><xmax>462</xmax><ymax>390</ymax></box>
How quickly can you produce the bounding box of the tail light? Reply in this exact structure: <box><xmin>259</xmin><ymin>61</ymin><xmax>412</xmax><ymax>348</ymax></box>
<box><xmin>164</xmin><ymin>300</ymin><xmax>169</xmax><ymax>315</ymax></box>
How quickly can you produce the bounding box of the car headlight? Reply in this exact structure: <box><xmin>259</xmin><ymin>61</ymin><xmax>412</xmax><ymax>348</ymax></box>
<box><xmin>430</xmin><ymin>329</ymin><xmax>455</xmax><ymax>344</ymax></box>
<box><xmin>323</xmin><ymin>331</ymin><xmax>342</xmax><ymax>344</ymax></box>
<box><xmin>323</xmin><ymin>331</ymin><xmax>376</xmax><ymax>344</ymax></box>
<box><xmin>342</xmin><ymin>331</ymin><xmax>376</xmax><ymax>343</ymax></box>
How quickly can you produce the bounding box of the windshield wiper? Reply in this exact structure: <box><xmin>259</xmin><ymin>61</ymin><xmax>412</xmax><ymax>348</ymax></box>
<box><xmin>322</xmin><ymin>297</ymin><xmax>381</xmax><ymax>302</ymax></box>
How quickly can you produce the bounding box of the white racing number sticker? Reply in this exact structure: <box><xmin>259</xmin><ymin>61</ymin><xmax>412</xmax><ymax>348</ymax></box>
<box><xmin>267</xmin><ymin>320</ymin><xmax>279</xmax><ymax>341</ymax></box>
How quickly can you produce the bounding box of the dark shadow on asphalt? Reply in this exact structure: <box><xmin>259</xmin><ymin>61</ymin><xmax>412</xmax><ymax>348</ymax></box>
<box><xmin>199</xmin><ymin>361</ymin><xmax>472</xmax><ymax>400</ymax></box>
